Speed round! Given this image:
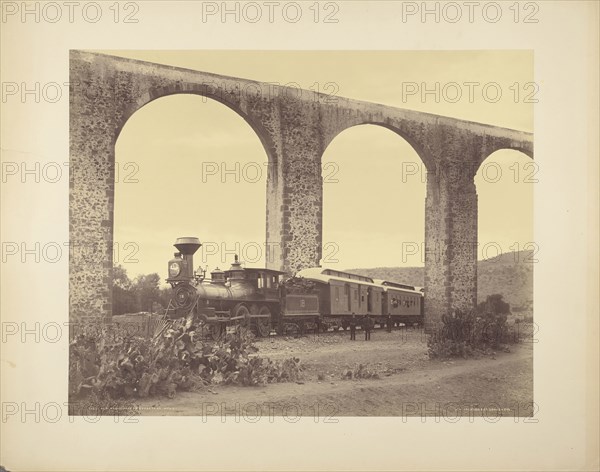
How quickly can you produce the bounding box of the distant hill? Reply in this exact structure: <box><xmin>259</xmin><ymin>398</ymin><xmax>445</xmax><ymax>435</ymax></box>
<box><xmin>347</xmin><ymin>250</ymin><xmax>533</xmax><ymax>315</ymax></box>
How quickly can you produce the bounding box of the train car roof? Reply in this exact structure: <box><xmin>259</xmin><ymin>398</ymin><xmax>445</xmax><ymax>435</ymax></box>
<box><xmin>372</xmin><ymin>279</ymin><xmax>422</xmax><ymax>294</ymax></box>
<box><xmin>240</xmin><ymin>267</ymin><xmax>288</xmax><ymax>276</ymax></box>
<box><xmin>295</xmin><ymin>267</ymin><xmax>383</xmax><ymax>288</ymax></box>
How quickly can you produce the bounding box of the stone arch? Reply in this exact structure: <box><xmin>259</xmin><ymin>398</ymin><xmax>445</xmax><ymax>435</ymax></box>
<box><xmin>474</xmin><ymin>148</ymin><xmax>535</xmax><ymax>263</ymax></box>
<box><xmin>113</xmin><ymin>86</ymin><xmax>285</xmax><ymax>271</ymax></box>
<box><xmin>476</xmin><ymin>140</ymin><xmax>534</xmax><ymax>172</ymax></box>
<box><xmin>508</xmin><ymin>145</ymin><xmax>533</xmax><ymax>160</ymax></box>
<box><xmin>321</xmin><ymin>120</ymin><xmax>435</xmax><ymax>172</ymax></box>
<box><xmin>113</xmin><ymin>92</ymin><xmax>272</xmax><ymax>274</ymax></box>
<box><xmin>476</xmin><ymin>147</ymin><xmax>535</xmax><ymax>177</ymax></box>
<box><xmin>319</xmin><ymin>123</ymin><xmax>427</xmax><ymax>268</ymax></box>
<box><xmin>115</xmin><ymin>86</ymin><xmax>279</xmax><ymax>169</ymax></box>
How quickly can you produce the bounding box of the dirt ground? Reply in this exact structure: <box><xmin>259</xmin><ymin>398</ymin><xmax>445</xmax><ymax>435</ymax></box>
<box><xmin>136</xmin><ymin>326</ymin><xmax>534</xmax><ymax>418</ymax></box>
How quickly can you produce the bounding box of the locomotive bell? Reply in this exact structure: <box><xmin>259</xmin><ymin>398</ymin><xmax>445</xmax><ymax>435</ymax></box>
<box><xmin>168</xmin><ymin>237</ymin><xmax>202</xmax><ymax>281</ymax></box>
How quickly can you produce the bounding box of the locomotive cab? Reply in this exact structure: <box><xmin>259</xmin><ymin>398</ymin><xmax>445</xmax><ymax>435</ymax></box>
<box><xmin>223</xmin><ymin>256</ymin><xmax>285</xmax><ymax>294</ymax></box>
<box><xmin>245</xmin><ymin>268</ymin><xmax>284</xmax><ymax>298</ymax></box>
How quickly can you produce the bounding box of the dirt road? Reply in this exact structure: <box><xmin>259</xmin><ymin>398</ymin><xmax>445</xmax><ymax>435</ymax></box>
<box><xmin>136</xmin><ymin>328</ymin><xmax>534</xmax><ymax>418</ymax></box>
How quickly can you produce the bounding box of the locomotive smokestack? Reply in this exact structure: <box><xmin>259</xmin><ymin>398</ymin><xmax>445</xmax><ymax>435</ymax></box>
<box><xmin>173</xmin><ymin>237</ymin><xmax>201</xmax><ymax>279</ymax></box>
<box><xmin>174</xmin><ymin>237</ymin><xmax>201</xmax><ymax>255</ymax></box>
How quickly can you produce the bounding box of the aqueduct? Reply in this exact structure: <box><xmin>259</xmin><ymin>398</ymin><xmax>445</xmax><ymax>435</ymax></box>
<box><xmin>69</xmin><ymin>51</ymin><xmax>533</xmax><ymax>330</ymax></box>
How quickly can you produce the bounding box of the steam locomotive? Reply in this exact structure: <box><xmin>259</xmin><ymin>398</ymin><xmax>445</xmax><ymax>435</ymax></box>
<box><xmin>165</xmin><ymin>237</ymin><xmax>424</xmax><ymax>338</ymax></box>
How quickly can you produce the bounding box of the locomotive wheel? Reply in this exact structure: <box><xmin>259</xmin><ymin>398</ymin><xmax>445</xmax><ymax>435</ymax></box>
<box><xmin>283</xmin><ymin>322</ymin><xmax>299</xmax><ymax>337</ymax></box>
<box><xmin>233</xmin><ymin>305</ymin><xmax>251</xmax><ymax>337</ymax></box>
<box><xmin>233</xmin><ymin>304</ymin><xmax>251</xmax><ymax>321</ymax></box>
<box><xmin>257</xmin><ymin>306</ymin><xmax>272</xmax><ymax>337</ymax></box>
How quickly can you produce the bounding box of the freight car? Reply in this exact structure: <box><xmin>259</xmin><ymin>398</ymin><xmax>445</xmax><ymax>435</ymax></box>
<box><xmin>164</xmin><ymin>237</ymin><xmax>423</xmax><ymax>338</ymax></box>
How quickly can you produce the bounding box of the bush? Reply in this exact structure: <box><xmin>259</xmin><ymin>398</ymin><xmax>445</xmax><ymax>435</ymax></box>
<box><xmin>341</xmin><ymin>364</ymin><xmax>381</xmax><ymax>380</ymax></box>
<box><xmin>69</xmin><ymin>319</ymin><xmax>303</xmax><ymax>403</ymax></box>
<box><xmin>427</xmin><ymin>295</ymin><xmax>517</xmax><ymax>359</ymax></box>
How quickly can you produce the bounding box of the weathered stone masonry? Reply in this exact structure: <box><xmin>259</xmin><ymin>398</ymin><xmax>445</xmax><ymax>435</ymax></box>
<box><xmin>70</xmin><ymin>51</ymin><xmax>533</xmax><ymax>329</ymax></box>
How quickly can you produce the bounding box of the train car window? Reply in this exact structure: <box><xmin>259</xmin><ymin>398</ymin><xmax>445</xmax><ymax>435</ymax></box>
<box><xmin>272</xmin><ymin>275</ymin><xmax>278</xmax><ymax>288</ymax></box>
<box><xmin>265</xmin><ymin>275</ymin><xmax>271</xmax><ymax>289</ymax></box>
<box><xmin>257</xmin><ymin>277</ymin><xmax>263</xmax><ymax>289</ymax></box>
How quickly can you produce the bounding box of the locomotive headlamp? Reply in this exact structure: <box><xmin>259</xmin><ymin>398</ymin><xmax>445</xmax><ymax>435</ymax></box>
<box><xmin>169</xmin><ymin>262</ymin><xmax>181</xmax><ymax>277</ymax></box>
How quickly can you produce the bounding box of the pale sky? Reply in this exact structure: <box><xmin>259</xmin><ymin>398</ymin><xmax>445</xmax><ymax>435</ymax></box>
<box><xmin>107</xmin><ymin>50</ymin><xmax>533</xmax><ymax>279</ymax></box>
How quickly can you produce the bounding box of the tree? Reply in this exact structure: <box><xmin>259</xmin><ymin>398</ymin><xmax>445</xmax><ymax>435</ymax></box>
<box><xmin>477</xmin><ymin>294</ymin><xmax>510</xmax><ymax>316</ymax></box>
<box><xmin>132</xmin><ymin>273</ymin><xmax>162</xmax><ymax>313</ymax></box>
<box><xmin>158</xmin><ymin>286</ymin><xmax>173</xmax><ymax>311</ymax></box>
<box><xmin>113</xmin><ymin>265</ymin><xmax>136</xmax><ymax>315</ymax></box>
<box><xmin>113</xmin><ymin>265</ymin><xmax>132</xmax><ymax>290</ymax></box>
<box><xmin>112</xmin><ymin>267</ymin><xmax>163</xmax><ymax>315</ymax></box>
